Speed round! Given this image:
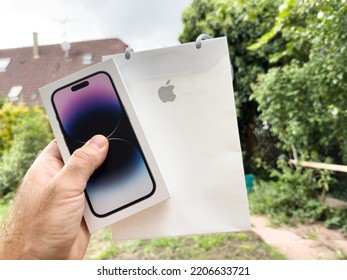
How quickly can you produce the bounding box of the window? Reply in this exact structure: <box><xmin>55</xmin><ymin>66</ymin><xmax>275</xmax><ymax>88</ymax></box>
<box><xmin>0</xmin><ymin>58</ymin><xmax>11</xmax><ymax>72</ymax></box>
<box><xmin>8</xmin><ymin>85</ymin><xmax>23</xmax><ymax>102</ymax></box>
<box><xmin>82</xmin><ymin>53</ymin><xmax>93</xmax><ymax>64</ymax></box>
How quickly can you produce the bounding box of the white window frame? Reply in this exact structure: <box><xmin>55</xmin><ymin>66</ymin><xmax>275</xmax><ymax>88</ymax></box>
<box><xmin>0</xmin><ymin>57</ymin><xmax>11</xmax><ymax>72</ymax></box>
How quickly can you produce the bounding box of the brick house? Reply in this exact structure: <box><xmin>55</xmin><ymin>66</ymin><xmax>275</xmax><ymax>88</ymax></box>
<box><xmin>0</xmin><ymin>34</ymin><xmax>127</xmax><ymax>106</ymax></box>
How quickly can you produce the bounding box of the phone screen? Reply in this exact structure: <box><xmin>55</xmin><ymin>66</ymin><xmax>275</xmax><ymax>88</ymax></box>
<box><xmin>52</xmin><ymin>72</ymin><xmax>155</xmax><ymax>217</ymax></box>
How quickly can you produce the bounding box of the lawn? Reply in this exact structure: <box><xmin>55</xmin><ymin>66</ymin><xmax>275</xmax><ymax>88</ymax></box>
<box><xmin>85</xmin><ymin>227</ymin><xmax>286</xmax><ymax>260</ymax></box>
<box><xmin>0</xmin><ymin>203</ymin><xmax>9</xmax><ymax>220</ymax></box>
<box><xmin>0</xmin><ymin>200</ymin><xmax>285</xmax><ymax>260</ymax></box>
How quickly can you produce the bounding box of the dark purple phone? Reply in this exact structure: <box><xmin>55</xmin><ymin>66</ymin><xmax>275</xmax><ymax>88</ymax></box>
<box><xmin>52</xmin><ymin>72</ymin><xmax>155</xmax><ymax>217</ymax></box>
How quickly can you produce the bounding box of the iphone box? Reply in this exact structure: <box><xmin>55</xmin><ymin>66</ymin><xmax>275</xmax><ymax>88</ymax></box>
<box><xmin>39</xmin><ymin>59</ymin><xmax>170</xmax><ymax>232</ymax></box>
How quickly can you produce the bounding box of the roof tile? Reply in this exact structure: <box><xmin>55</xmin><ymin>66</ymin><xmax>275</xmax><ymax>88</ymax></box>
<box><xmin>0</xmin><ymin>38</ymin><xmax>127</xmax><ymax>106</ymax></box>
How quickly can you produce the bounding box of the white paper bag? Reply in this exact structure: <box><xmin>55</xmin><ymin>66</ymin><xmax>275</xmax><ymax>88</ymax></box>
<box><xmin>105</xmin><ymin>37</ymin><xmax>250</xmax><ymax>240</ymax></box>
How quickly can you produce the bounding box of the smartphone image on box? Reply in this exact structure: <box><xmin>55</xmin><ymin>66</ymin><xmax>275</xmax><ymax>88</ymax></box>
<box><xmin>51</xmin><ymin>71</ymin><xmax>156</xmax><ymax>217</ymax></box>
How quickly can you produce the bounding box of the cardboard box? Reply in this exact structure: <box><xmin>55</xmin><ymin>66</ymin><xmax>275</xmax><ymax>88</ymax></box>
<box><xmin>39</xmin><ymin>59</ymin><xmax>170</xmax><ymax>232</ymax></box>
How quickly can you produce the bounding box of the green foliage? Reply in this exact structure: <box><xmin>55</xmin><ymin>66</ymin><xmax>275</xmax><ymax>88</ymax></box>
<box><xmin>329</xmin><ymin>175</ymin><xmax>347</xmax><ymax>201</ymax></box>
<box><xmin>0</xmin><ymin>199</ymin><xmax>9</xmax><ymax>221</ymax></box>
<box><xmin>0</xmin><ymin>104</ymin><xmax>52</xmax><ymax>196</ymax></box>
<box><xmin>251</xmin><ymin>0</ymin><xmax>347</xmax><ymax>163</ymax></box>
<box><xmin>0</xmin><ymin>102</ymin><xmax>30</xmax><ymax>156</ymax></box>
<box><xmin>324</xmin><ymin>208</ymin><xmax>347</xmax><ymax>235</ymax></box>
<box><xmin>250</xmin><ymin>159</ymin><xmax>328</xmax><ymax>224</ymax></box>
<box><xmin>248</xmin><ymin>0</ymin><xmax>347</xmax><ymax>230</ymax></box>
<box><xmin>87</xmin><ymin>228</ymin><xmax>286</xmax><ymax>260</ymax></box>
<box><xmin>248</xmin><ymin>0</ymin><xmax>297</xmax><ymax>51</ymax></box>
<box><xmin>250</xmin><ymin>159</ymin><xmax>347</xmax><ymax>234</ymax></box>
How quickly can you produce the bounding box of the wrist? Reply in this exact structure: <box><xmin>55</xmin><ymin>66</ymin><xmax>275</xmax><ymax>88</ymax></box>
<box><xmin>0</xmin><ymin>223</ymin><xmax>34</xmax><ymax>259</ymax></box>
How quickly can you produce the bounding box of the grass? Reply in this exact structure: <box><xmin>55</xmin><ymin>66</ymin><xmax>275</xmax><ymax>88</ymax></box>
<box><xmin>336</xmin><ymin>251</ymin><xmax>347</xmax><ymax>260</ymax></box>
<box><xmin>0</xmin><ymin>202</ymin><xmax>10</xmax><ymax>222</ymax></box>
<box><xmin>0</xmin><ymin>199</ymin><xmax>286</xmax><ymax>260</ymax></box>
<box><xmin>85</xmin><ymin>227</ymin><xmax>286</xmax><ymax>260</ymax></box>
<box><xmin>305</xmin><ymin>230</ymin><xmax>319</xmax><ymax>240</ymax></box>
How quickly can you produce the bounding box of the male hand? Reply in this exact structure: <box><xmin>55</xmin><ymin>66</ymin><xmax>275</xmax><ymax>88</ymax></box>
<box><xmin>0</xmin><ymin>135</ymin><xmax>109</xmax><ymax>259</ymax></box>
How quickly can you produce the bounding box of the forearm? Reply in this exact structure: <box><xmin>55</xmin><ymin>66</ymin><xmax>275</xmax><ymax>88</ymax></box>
<box><xmin>0</xmin><ymin>186</ymin><xmax>40</xmax><ymax>259</ymax></box>
<box><xmin>0</xmin><ymin>221</ymin><xmax>34</xmax><ymax>259</ymax></box>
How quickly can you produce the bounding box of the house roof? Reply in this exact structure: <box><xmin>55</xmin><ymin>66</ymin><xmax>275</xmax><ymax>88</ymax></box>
<box><xmin>0</xmin><ymin>38</ymin><xmax>127</xmax><ymax>106</ymax></box>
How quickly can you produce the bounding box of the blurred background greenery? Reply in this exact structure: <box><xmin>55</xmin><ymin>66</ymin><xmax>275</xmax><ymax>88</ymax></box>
<box><xmin>0</xmin><ymin>0</ymin><xmax>346</xmax><ymax>259</ymax></box>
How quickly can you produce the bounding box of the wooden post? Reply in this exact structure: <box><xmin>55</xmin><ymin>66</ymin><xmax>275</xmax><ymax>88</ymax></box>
<box><xmin>289</xmin><ymin>159</ymin><xmax>347</xmax><ymax>173</ymax></box>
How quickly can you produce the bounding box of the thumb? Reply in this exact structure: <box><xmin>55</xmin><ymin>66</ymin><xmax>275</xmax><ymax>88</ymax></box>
<box><xmin>54</xmin><ymin>135</ymin><xmax>109</xmax><ymax>196</ymax></box>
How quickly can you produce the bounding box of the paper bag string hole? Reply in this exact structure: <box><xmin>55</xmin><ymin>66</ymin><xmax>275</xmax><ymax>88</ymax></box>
<box><xmin>124</xmin><ymin>34</ymin><xmax>234</xmax><ymax>81</ymax></box>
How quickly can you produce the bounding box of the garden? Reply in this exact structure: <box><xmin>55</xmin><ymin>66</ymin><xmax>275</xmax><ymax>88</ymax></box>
<box><xmin>0</xmin><ymin>0</ymin><xmax>346</xmax><ymax>259</ymax></box>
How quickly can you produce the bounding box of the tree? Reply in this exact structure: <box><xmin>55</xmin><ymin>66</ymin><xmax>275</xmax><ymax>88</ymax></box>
<box><xmin>251</xmin><ymin>0</ymin><xmax>347</xmax><ymax>164</ymax></box>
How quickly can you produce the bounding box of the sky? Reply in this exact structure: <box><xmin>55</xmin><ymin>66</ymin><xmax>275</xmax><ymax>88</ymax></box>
<box><xmin>0</xmin><ymin>0</ymin><xmax>193</xmax><ymax>51</ymax></box>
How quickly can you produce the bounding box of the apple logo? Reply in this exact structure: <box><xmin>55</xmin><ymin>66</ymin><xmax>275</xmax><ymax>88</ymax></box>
<box><xmin>158</xmin><ymin>80</ymin><xmax>176</xmax><ymax>103</ymax></box>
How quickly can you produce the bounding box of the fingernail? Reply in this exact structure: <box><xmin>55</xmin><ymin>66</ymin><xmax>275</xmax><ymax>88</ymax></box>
<box><xmin>89</xmin><ymin>135</ymin><xmax>107</xmax><ymax>149</ymax></box>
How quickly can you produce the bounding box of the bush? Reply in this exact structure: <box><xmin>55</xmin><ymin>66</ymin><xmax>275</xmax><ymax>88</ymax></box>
<box><xmin>249</xmin><ymin>159</ymin><xmax>347</xmax><ymax>235</ymax></box>
<box><xmin>0</xmin><ymin>104</ymin><xmax>52</xmax><ymax>196</ymax></box>
<box><xmin>239</xmin><ymin>0</ymin><xmax>347</xmax><ymax>235</ymax></box>
<box><xmin>250</xmin><ymin>159</ymin><xmax>324</xmax><ymax>223</ymax></box>
<box><xmin>0</xmin><ymin>102</ymin><xmax>30</xmax><ymax>156</ymax></box>
<box><xmin>325</xmin><ymin>208</ymin><xmax>347</xmax><ymax>235</ymax></box>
